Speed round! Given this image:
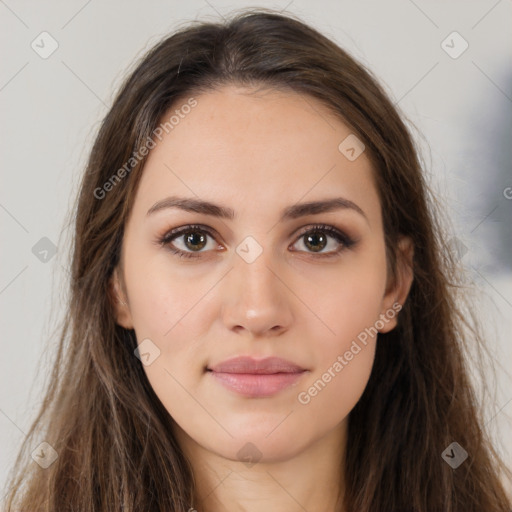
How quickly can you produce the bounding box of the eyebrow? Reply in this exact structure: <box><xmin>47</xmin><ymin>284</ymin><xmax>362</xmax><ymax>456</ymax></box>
<box><xmin>146</xmin><ymin>195</ymin><xmax>368</xmax><ymax>223</ymax></box>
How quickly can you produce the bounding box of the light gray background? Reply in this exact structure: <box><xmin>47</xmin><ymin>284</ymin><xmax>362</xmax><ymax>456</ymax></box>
<box><xmin>1</xmin><ymin>0</ymin><xmax>511</xmax><ymax>499</ymax></box>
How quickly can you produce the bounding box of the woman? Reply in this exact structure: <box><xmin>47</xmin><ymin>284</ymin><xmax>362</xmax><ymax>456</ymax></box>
<box><xmin>4</xmin><ymin>8</ymin><xmax>511</xmax><ymax>512</ymax></box>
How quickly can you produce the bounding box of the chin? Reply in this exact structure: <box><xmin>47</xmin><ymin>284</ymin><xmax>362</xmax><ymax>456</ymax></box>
<box><xmin>206</xmin><ymin>420</ymin><xmax>320</xmax><ymax>464</ymax></box>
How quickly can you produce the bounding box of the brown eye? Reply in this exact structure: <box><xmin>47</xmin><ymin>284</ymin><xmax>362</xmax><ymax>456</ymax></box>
<box><xmin>304</xmin><ymin>231</ymin><xmax>328</xmax><ymax>252</ymax></box>
<box><xmin>182</xmin><ymin>230</ymin><xmax>208</xmax><ymax>251</ymax></box>
<box><xmin>159</xmin><ymin>225</ymin><xmax>219</xmax><ymax>259</ymax></box>
<box><xmin>290</xmin><ymin>224</ymin><xmax>356</xmax><ymax>257</ymax></box>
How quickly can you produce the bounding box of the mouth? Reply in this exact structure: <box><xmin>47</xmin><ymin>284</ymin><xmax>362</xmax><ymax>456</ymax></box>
<box><xmin>206</xmin><ymin>356</ymin><xmax>308</xmax><ymax>398</ymax></box>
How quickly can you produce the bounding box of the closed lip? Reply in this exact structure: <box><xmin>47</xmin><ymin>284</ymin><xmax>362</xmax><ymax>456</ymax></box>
<box><xmin>207</xmin><ymin>356</ymin><xmax>308</xmax><ymax>398</ymax></box>
<box><xmin>207</xmin><ymin>356</ymin><xmax>306</xmax><ymax>374</ymax></box>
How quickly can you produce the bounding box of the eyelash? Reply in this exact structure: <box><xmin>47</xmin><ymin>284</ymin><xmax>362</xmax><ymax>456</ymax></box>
<box><xmin>157</xmin><ymin>223</ymin><xmax>356</xmax><ymax>260</ymax></box>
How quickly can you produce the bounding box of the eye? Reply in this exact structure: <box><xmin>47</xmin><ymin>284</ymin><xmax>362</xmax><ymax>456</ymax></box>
<box><xmin>158</xmin><ymin>224</ymin><xmax>220</xmax><ymax>259</ymax></box>
<box><xmin>290</xmin><ymin>224</ymin><xmax>356</xmax><ymax>257</ymax></box>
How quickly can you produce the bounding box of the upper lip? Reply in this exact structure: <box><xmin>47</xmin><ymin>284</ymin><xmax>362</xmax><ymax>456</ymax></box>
<box><xmin>208</xmin><ymin>356</ymin><xmax>306</xmax><ymax>374</ymax></box>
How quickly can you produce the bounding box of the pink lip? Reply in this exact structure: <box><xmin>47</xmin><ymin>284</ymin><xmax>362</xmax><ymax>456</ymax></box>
<box><xmin>207</xmin><ymin>356</ymin><xmax>307</xmax><ymax>398</ymax></box>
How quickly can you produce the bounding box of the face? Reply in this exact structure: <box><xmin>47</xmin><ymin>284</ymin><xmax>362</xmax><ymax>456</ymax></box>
<box><xmin>111</xmin><ymin>85</ymin><xmax>413</xmax><ymax>464</ymax></box>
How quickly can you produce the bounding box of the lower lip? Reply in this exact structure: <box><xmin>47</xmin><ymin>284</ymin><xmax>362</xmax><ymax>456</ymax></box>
<box><xmin>209</xmin><ymin>371</ymin><xmax>306</xmax><ymax>398</ymax></box>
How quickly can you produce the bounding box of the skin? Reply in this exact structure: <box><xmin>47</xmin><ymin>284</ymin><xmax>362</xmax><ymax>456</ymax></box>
<box><xmin>111</xmin><ymin>85</ymin><xmax>414</xmax><ymax>512</ymax></box>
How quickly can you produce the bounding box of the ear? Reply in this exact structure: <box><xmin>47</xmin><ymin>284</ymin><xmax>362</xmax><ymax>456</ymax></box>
<box><xmin>378</xmin><ymin>236</ymin><xmax>414</xmax><ymax>333</ymax></box>
<box><xmin>109</xmin><ymin>267</ymin><xmax>134</xmax><ymax>329</ymax></box>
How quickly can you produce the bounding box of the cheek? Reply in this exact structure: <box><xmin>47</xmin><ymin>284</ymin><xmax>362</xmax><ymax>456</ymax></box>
<box><xmin>293</xmin><ymin>247</ymin><xmax>386</xmax><ymax>414</ymax></box>
<box><xmin>313</xmin><ymin>251</ymin><xmax>388</xmax><ymax>351</ymax></box>
<box><xmin>123</xmin><ymin>253</ymin><xmax>218</xmax><ymax>397</ymax></box>
<box><xmin>125</xmin><ymin>250</ymin><xmax>211</xmax><ymax>342</ymax></box>
<box><xmin>295</xmin><ymin>339</ymin><xmax>376</xmax><ymax>443</ymax></box>
<box><xmin>126</xmin><ymin>266</ymin><xmax>212</xmax><ymax>429</ymax></box>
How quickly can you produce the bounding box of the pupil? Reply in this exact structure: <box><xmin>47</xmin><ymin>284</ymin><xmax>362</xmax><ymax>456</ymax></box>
<box><xmin>305</xmin><ymin>232</ymin><xmax>326</xmax><ymax>252</ymax></box>
<box><xmin>185</xmin><ymin>231</ymin><xmax>206</xmax><ymax>251</ymax></box>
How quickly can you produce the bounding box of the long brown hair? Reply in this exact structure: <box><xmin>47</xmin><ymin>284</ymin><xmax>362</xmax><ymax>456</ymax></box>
<box><xmin>4</xmin><ymin>8</ymin><xmax>511</xmax><ymax>511</ymax></box>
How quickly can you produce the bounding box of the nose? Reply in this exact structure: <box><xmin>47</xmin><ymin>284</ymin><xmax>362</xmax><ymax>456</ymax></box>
<box><xmin>220</xmin><ymin>249</ymin><xmax>294</xmax><ymax>338</ymax></box>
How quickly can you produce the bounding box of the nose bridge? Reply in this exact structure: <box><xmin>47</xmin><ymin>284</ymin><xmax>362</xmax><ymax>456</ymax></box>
<box><xmin>221</xmin><ymin>236</ymin><xmax>293</xmax><ymax>335</ymax></box>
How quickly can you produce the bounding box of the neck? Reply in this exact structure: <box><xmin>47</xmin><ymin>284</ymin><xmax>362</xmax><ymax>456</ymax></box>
<box><xmin>180</xmin><ymin>423</ymin><xmax>347</xmax><ymax>512</ymax></box>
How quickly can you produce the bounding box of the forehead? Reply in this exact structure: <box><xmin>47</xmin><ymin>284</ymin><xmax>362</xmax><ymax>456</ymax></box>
<box><xmin>131</xmin><ymin>85</ymin><xmax>380</xmax><ymax>222</ymax></box>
